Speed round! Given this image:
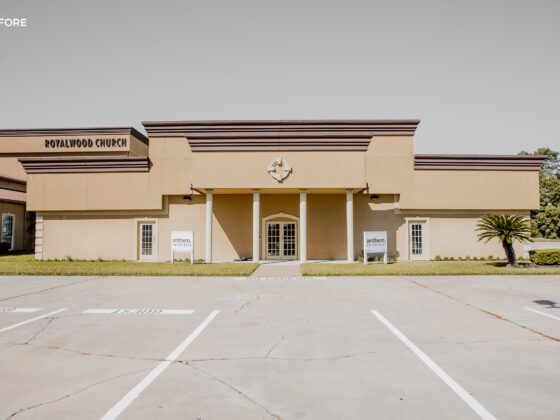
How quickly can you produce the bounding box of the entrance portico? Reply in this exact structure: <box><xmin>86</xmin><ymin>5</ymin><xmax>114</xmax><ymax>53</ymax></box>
<box><xmin>202</xmin><ymin>189</ymin><xmax>356</xmax><ymax>263</ymax></box>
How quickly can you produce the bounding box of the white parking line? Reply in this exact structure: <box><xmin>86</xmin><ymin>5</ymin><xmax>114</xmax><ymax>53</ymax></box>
<box><xmin>371</xmin><ymin>310</ymin><xmax>496</xmax><ymax>420</ymax></box>
<box><xmin>0</xmin><ymin>307</ymin><xmax>42</xmax><ymax>313</ymax></box>
<box><xmin>0</xmin><ymin>308</ymin><xmax>68</xmax><ymax>334</ymax></box>
<box><xmin>100</xmin><ymin>310</ymin><xmax>220</xmax><ymax>420</ymax></box>
<box><xmin>82</xmin><ymin>309</ymin><xmax>194</xmax><ymax>315</ymax></box>
<box><xmin>525</xmin><ymin>307</ymin><xmax>560</xmax><ymax>322</ymax></box>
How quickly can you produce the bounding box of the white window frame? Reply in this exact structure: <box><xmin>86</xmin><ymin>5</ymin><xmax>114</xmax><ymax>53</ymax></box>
<box><xmin>261</xmin><ymin>213</ymin><xmax>299</xmax><ymax>261</ymax></box>
<box><xmin>136</xmin><ymin>219</ymin><xmax>158</xmax><ymax>261</ymax></box>
<box><xmin>405</xmin><ymin>217</ymin><xmax>430</xmax><ymax>261</ymax></box>
<box><xmin>1</xmin><ymin>213</ymin><xmax>15</xmax><ymax>251</ymax></box>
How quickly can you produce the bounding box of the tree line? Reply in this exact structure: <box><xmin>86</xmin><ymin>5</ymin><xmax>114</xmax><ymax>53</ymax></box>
<box><xmin>519</xmin><ymin>148</ymin><xmax>560</xmax><ymax>238</ymax></box>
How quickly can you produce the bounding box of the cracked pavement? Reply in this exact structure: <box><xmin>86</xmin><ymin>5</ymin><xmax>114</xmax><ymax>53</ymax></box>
<box><xmin>0</xmin><ymin>274</ymin><xmax>558</xmax><ymax>419</ymax></box>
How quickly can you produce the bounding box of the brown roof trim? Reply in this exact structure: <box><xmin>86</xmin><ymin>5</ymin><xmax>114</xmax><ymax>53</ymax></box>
<box><xmin>0</xmin><ymin>174</ymin><xmax>26</xmax><ymax>185</ymax></box>
<box><xmin>0</xmin><ymin>127</ymin><xmax>149</xmax><ymax>145</ymax></box>
<box><xmin>18</xmin><ymin>156</ymin><xmax>150</xmax><ymax>174</ymax></box>
<box><xmin>0</xmin><ymin>199</ymin><xmax>26</xmax><ymax>204</ymax></box>
<box><xmin>142</xmin><ymin>120</ymin><xmax>420</xmax><ymax>151</ymax></box>
<box><xmin>414</xmin><ymin>154</ymin><xmax>546</xmax><ymax>171</ymax></box>
<box><xmin>0</xmin><ymin>188</ymin><xmax>26</xmax><ymax>204</ymax></box>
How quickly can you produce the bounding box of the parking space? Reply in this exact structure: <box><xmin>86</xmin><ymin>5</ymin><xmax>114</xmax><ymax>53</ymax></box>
<box><xmin>0</xmin><ymin>275</ymin><xmax>558</xmax><ymax>419</ymax></box>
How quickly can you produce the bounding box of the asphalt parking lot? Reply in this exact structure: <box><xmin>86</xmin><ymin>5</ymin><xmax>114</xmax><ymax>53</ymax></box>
<box><xmin>0</xmin><ymin>275</ymin><xmax>559</xmax><ymax>419</ymax></box>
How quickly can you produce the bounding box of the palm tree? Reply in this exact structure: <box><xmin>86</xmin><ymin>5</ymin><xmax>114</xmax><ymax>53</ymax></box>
<box><xmin>476</xmin><ymin>214</ymin><xmax>533</xmax><ymax>266</ymax></box>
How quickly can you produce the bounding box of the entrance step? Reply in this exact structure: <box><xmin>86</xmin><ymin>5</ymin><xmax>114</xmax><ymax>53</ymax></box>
<box><xmin>251</xmin><ymin>261</ymin><xmax>301</xmax><ymax>278</ymax></box>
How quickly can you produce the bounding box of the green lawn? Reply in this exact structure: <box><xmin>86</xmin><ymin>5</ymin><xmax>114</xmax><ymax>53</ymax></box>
<box><xmin>0</xmin><ymin>254</ymin><xmax>259</xmax><ymax>276</ymax></box>
<box><xmin>301</xmin><ymin>261</ymin><xmax>560</xmax><ymax>276</ymax></box>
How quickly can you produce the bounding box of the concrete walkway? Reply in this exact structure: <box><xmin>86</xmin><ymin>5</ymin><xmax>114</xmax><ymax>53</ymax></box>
<box><xmin>251</xmin><ymin>261</ymin><xmax>302</xmax><ymax>277</ymax></box>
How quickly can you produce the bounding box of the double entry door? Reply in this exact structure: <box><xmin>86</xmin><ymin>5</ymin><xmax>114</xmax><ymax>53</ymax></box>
<box><xmin>265</xmin><ymin>221</ymin><xmax>298</xmax><ymax>260</ymax></box>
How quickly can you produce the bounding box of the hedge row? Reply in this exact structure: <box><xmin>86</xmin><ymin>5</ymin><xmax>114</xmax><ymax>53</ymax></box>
<box><xmin>529</xmin><ymin>249</ymin><xmax>560</xmax><ymax>265</ymax></box>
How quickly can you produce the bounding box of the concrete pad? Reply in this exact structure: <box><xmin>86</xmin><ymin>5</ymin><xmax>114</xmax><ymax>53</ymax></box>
<box><xmin>251</xmin><ymin>262</ymin><xmax>302</xmax><ymax>278</ymax></box>
<box><xmin>0</xmin><ymin>275</ymin><xmax>558</xmax><ymax>418</ymax></box>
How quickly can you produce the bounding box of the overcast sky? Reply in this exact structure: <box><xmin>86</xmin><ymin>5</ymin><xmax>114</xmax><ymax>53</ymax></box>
<box><xmin>0</xmin><ymin>0</ymin><xmax>558</xmax><ymax>153</ymax></box>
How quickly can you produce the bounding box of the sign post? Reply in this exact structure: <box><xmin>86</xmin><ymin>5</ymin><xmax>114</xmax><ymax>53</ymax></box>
<box><xmin>171</xmin><ymin>231</ymin><xmax>194</xmax><ymax>264</ymax></box>
<box><xmin>363</xmin><ymin>231</ymin><xmax>388</xmax><ymax>264</ymax></box>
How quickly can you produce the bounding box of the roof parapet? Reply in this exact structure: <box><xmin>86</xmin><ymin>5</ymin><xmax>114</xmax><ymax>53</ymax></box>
<box><xmin>18</xmin><ymin>156</ymin><xmax>150</xmax><ymax>174</ymax></box>
<box><xmin>142</xmin><ymin>120</ymin><xmax>420</xmax><ymax>151</ymax></box>
<box><xmin>414</xmin><ymin>154</ymin><xmax>546</xmax><ymax>171</ymax></box>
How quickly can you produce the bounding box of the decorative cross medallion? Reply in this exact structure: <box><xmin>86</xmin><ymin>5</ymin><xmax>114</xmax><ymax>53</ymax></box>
<box><xmin>267</xmin><ymin>157</ymin><xmax>292</xmax><ymax>182</ymax></box>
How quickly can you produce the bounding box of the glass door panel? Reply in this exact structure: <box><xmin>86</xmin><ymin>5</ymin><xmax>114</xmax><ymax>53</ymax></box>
<box><xmin>266</xmin><ymin>223</ymin><xmax>280</xmax><ymax>258</ymax></box>
<box><xmin>283</xmin><ymin>223</ymin><xmax>296</xmax><ymax>258</ymax></box>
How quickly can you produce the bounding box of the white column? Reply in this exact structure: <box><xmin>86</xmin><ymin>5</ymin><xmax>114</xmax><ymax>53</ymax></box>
<box><xmin>346</xmin><ymin>189</ymin><xmax>354</xmax><ymax>262</ymax></box>
<box><xmin>252</xmin><ymin>189</ymin><xmax>260</xmax><ymax>262</ymax></box>
<box><xmin>205</xmin><ymin>189</ymin><xmax>213</xmax><ymax>263</ymax></box>
<box><xmin>300</xmin><ymin>189</ymin><xmax>307</xmax><ymax>263</ymax></box>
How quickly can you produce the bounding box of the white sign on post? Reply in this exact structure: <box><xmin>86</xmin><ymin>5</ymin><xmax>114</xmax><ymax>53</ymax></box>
<box><xmin>363</xmin><ymin>231</ymin><xmax>388</xmax><ymax>264</ymax></box>
<box><xmin>171</xmin><ymin>231</ymin><xmax>194</xmax><ymax>264</ymax></box>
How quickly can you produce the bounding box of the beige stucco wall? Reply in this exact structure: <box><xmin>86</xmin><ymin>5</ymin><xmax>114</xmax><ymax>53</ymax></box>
<box><xmin>39</xmin><ymin>192</ymin><xmax>529</xmax><ymax>262</ymax></box>
<box><xmin>20</xmin><ymin>134</ymin><xmax>541</xmax><ymax>213</ymax></box>
<box><xmin>191</xmin><ymin>150</ymin><xmax>366</xmax><ymax>189</ymax></box>
<box><xmin>0</xmin><ymin>157</ymin><xmax>27</xmax><ymax>180</ymax></box>
<box><xmin>41</xmin><ymin>195</ymin><xmax>204</xmax><ymax>261</ymax></box>
<box><xmin>354</xmin><ymin>194</ymin><xmax>407</xmax><ymax>259</ymax></box>
<box><xmin>27</xmin><ymin>172</ymin><xmax>159</xmax><ymax>211</ymax></box>
<box><xmin>42</xmin><ymin>214</ymin><xmax>137</xmax><ymax>260</ymax></box>
<box><xmin>308</xmin><ymin>194</ymin><xmax>347</xmax><ymax>260</ymax></box>
<box><xmin>365</xmin><ymin>135</ymin><xmax>540</xmax><ymax>210</ymax></box>
<box><xmin>427</xmin><ymin>213</ymin><xmax>527</xmax><ymax>259</ymax></box>
<box><xmin>212</xmin><ymin>194</ymin><xmax>252</xmax><ymax>261</ymax></box>
<box><xmin>366</xmin><ymin>136</ymin><xmax>414</xmax><ymax>194</ymax></box>
<box><xmin>39</xmin><ymin>193</ymin><xmax>347</xmax><ymax>261</ymax></box>
<box><xmin>400</xmin><ymin>170</ymin><xmax>540</xmax><ymax>210</ymax></box>
<box><xmin>353</xmin><ymin>194</ymin><xmax>528</xmax><ymax>260</ymax></box>
<box><xmin>40</xmin><ymin>195</ymin><xmax>247</xmax><ymax>262</ymax></box>
<box><xmin>26</xmin><ymin>137</ymin><xmax>192</xmax><ymax>212</ymax></box>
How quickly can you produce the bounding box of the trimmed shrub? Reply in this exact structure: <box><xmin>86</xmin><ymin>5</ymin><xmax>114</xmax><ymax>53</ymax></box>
<box><xmin>530</xmin><ymin>249</ymin><xmax>560</xmax><ymax>265</ymax></box>
<box><xmin>434</xmin><ymin>255</ymin><xmax>442</xmax><ymax>261</ymax></box>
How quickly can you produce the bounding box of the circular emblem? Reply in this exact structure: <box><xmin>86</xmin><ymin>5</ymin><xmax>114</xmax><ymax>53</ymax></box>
<box><xmin>267</xmin><ymin>157</ymin><xmax>292</xmax><ymax>182</ymax></box>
